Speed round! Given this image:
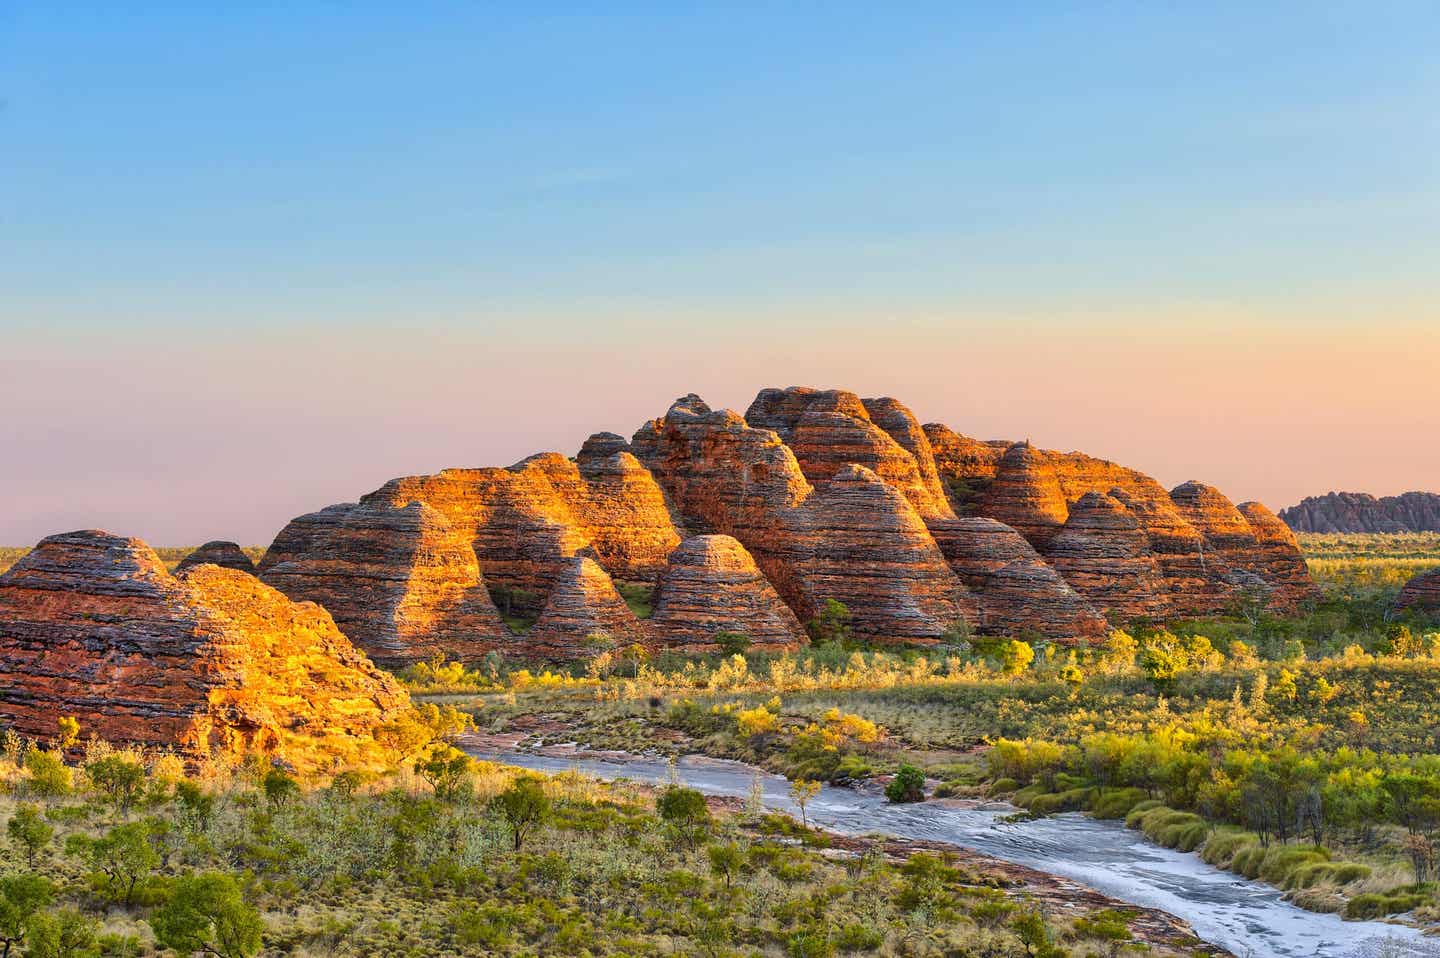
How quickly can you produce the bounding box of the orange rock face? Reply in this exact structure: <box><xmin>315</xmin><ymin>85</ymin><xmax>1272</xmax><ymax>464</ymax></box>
<box><xmin>1046</xmin><ymin>493</ymin><xmax>1167</xmax><ymax>618</ymax></box>
<box><xmin>527</xmin><ymin>557</ymin><xmax>648</xmax><ymax>658</ymax></box>
<box><xmin>260</xmin><ymin>442</ymin><xmax>682</xmax><ymax>664</ymax></box>
<box><xmin>979</xmin><ymin>443</ymin><xmax>1072</xmax><ymax>549</ymax></box>
<box><xmin>649</xmin><ymin>536</ymin><xmax>806</xmax><ymax>651</ymax></box>
<box><xmin>260</xmin><ymin>501</ymin><xmax>509</xmax><ymax>667</ymax></box>
<box><xmin>978</xmin><ymin>558</ymin><xmax>1109</xmax><ymax>640</ymax></box>
<box><xmin>633</xmin><ymin>395</ymin><xmax>969</xmax><ymax>641</ymax></box>
<box><xmin>249</xmin><ymin>384</ymin><xmax>1314</xmax><ymax>655</ymax></box>
<box><xmin>175</xmin><ymin>541</ymin><xmax>257</xmax><ymax>575</ymax></box>
<box><xmin>746</xmin><ymin>387</ymin><xmax>954</xmax><ymax>520</ymax></box>
<box><xmin>1236</xmin><ymin>502</ymin><xmax>1323</xmax><ymax>607</ymax></box>
<box><xmin>923</xmin><ymin>422</ymin><xmax>1317</xmax><ymax>621</ymax></box>
<box><xmin>0</xmin><ymin>531</ymin><xmax>410</xmax><ymax>771</ymax></box>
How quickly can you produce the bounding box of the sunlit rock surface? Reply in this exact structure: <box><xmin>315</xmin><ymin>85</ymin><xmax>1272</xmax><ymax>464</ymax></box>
<box><xmin>0</xmin><ymin>531</ymin><xmax>410</xmax><ymax>771</ymax></box>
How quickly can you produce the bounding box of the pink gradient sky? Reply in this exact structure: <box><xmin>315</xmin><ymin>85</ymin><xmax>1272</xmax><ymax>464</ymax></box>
<box><xmin>5</xmin><ymin>312</ymin><xmax>1437</xmax><ymax>547</ymax></box>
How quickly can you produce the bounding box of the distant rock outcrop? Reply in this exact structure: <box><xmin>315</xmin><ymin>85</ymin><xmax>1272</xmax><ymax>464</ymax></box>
<box><xmin>1280</xmin><ymin>492</ymin><xmax>1440</xmax><ymax>534</ymax></box>
<box><xmin>649</xmin><ymin>536</ymin><xmax>806</xmax><ymax>651</ymax></box>
<box><xmin>249</xmin><ymin>384</ymin><xmax>1315</xmax><ymax>657</ymax></box>
<box><xmin>0</xmin><ymin>531</ymin><xmax>410</xmax><ymax>771</ymax></box>
<box><xmin>175</xmin><ymin>540</ymin><xmax>257</xmax><ymax>575</ymax></box>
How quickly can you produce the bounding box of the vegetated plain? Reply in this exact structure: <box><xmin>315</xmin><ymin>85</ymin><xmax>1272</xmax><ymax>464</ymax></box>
<box><xmin>404</xmin><ymin>533</ymin><xmax>1440</xmax><ymax>928</ymax></box>
<box><xmin>1</xmin><ymin>534</ymin><xmax>1437</xmax><ymax>957</ymax></box>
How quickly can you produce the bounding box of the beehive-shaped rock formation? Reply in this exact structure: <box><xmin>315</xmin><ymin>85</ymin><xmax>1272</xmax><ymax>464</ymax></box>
<box><xmin>632</xmin><ymin>395</ymin><xmax>969</xmax><ymax>641</ymax></box>
<box><xmin>649</xmin><ymin>536</ymin><xmax>805</xmax><ymax>650</ymax></box>
<box><xmin>175</xmin><ymin>540</ymin><xmax>257</xmax><ymax>575</ymax></box>
<box><xmin>0</xmin><ymin>531</ymin><xmax>410</xmax><ymax>771</ymax></box>
<box><xmin>1395</xmin><ymin>568</ymin><xmax>1440</xmax><ymax>615</ymax></box>
<box><xmin>527</xmin><ymin>557</ymin><xmax>648</xmax><ymax>658</ymax></box>
<box><xmin>253</xmin><ymin>384</ymin><xmax>1315</xmax><ymax>656</ymax></box>
<box><xmin>1046</xmin><ymin>492</ymin><xmax>1167</xmax><ymax>617</ymax></box>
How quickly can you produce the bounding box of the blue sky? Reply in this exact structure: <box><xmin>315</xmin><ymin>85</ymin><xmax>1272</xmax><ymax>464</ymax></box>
<box><xmin>4</xmin><ymin>3</ymin><xmax>1436</xmax><ymax>328</ymax></box>
<box><xmin>1</xmin><ymin>4</ymin><xmax>1438</xmax><ymax>543</ymax></box>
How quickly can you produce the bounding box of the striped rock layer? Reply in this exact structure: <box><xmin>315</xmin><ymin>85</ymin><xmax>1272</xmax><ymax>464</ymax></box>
<box><xmin>245</xmin><ymin>384</ymin><xmax>1315</xmax><ymax>660</ymax></box>
<box><xmin>1395</xmin><ymin>568</ymin><xmax>1440</xmax><ymax>616</ymax></box>
<box><xmin>0</xmin><ymin>531</ymin><xmax>410</xmax><ymax>771</ymax></box>
<box><xmin>174</xmin><ymin>540</ymin><xmax>257</xmax><ymax>576</ymax></box>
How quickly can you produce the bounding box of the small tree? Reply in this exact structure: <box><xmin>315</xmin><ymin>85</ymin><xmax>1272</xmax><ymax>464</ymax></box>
<box><xmin>6</xmin><ymin>806</ymin><xmax>53</xmax><ymax>867</ymax></box>
<box><xmin>1000</xmin><ymin>640</ymin><xmax>1035</xmax><ymax>676</ymax></box>
<box><xmin>86</xmin><ymin>756</ymin><xmax>146</xmax><ymax>812</ymax></box>
<box><xmin>491</xmin><ymin>777</ymin><xmax>550</xmax><ymax>852</ymax></box>
<box><xmin>885</xmin><ymin>764</ymin><xmax>926</xmax><ymax>804</ymax></box>
<box><xmin>707</xmin><ymin>843</ymin><xmax>744</xmax><ymax>888</ymax></box>
<box><xmin>0</xmin><ymin>873</ymin><xmax>54</xmax><ymax>958</ymax></box>
<box><xmin>415</xmin><ymin>744</ymin><xmax>472</xmax><ymax>801</ymax></box>
<box><xmin>657</xmin><ymin>786</ymin><xmax>711</xmax><ymax>847</ymax></box>
<box><xmin>806</xmin><ymin>599</ymin><xmax>852</xmax><ymax>646</ymax></box>
<box><xmin>23</xmin><ymin>908</ymin><xmax>97</xmax><ymax>958</ymax></box>
<box><xmin>788</xmin><ymin>779</ymin><xmax>821</xmax><ymax>828</ymax></box>
<box><xmin>174</xmin><ymin>781</ymin><xmax>216</xmax><ymax>832</ymax></box>
<box><xmin>66</xmin><ymin>822</ymin><xmax>160</xmax><ymax>906</ymax></box>
<box><xmin>260</xmin><ymin>769</ymin><xmax>299</xmax><ymax>809</ymax></box>
<box><xmin>55</xmin><ymin>718</ymin><xmax>80</xmax><ymax>752</ymax></box>
<box><xmin>149</xmin><ymin>872</ymin><xmax>263</xmax><ymax>958</ymax></box>
<box><xmin>23</xmin><ymin>751</ymin><xmax>71</xmax><ymax>801</ymax></box>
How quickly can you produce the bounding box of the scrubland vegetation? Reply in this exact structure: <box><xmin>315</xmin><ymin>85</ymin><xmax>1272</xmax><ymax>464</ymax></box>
<box><xmin>406</xmin><ymin>534</ymin><xmax>1440</xmax><ymax>926</ymax></box>
<box><xmin>0</xmin><ymin>718</ymin><xmax>1204</xmax><ymax>958</ymax></box>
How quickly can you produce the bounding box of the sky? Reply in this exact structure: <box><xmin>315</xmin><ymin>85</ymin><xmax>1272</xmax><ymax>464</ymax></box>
<box><xmin>2</xmin><ymin>3</ymin><xmax>1438</xmax><ymax>545</ymax></box>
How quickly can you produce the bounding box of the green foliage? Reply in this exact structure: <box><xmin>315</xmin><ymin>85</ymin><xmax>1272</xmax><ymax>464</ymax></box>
<box><xmin>806</xmin><ymin>599</ymin><xmax>852</xmax><ymax>646</ymax></box>
<box><xmin>84</xmin><ymin>756</ymin><xmax>145</xmax><ymax>811</ymax></box>
<box><xmin>0</xmin><ymin>873</ymin><xmax>55</xmax><ymax>956</ymax></box>
<box><xmin>490</xmin><ymin>776</ymin><xmax>550</xmax><ymax>851</ymax></box>
<box><xmin>413</xmin><ymin>744</ymin><xmax>473</xmax><ymax>801</ymax></box>
<box><xmin>260</xmin><ymin>769</ymin><xmax>299</xmax><ymax>809</ymax></box>
<box><xmin>885</xmin><ymin>764</ymin><xmax>925</xmax><ymax>804</ymax></box>
<box><xmin>24</xmin><ymin>751</ymin><xmax>72</xmax><ymax>800</ymax></box>
<box><xmin>24</xmin><ymin>907</ymin><xmax>98</xmax><ymax>958</ymax></box>
<box><xmin>149</xmin><ymin>872</ymin><xmax>263</xmax><ymax>958</ymax></box>
<box><xmin>714</xmin><ymin>631</ymin><xmax>752</xmax><ymax>656</ymax></box>
<box><xmin>657</xmin><ymin>786</ymin><xmax>711</xmax><ymax>845</ymax></box>
<box><xmin>1000</xmin><ymin>640</ymin><xmax>1035</xmax><ymax>676</ymax></box>
<box><xmin>65</xmin><ymin>822</ymin><xmax>161</xmax><ymax>906</ymax></box>
<box><xmin>6</xmin><ymin>805</ymin><xmax>54</xmax><ymax>867</ymax></box>
<box><xmin>614</xmin><ymin>581</ymin><xmax>656</xmax><ymax>619</ymax></box>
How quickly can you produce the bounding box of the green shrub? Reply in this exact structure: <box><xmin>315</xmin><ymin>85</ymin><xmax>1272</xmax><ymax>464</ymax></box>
<box><xmin>1200</xmin><ymin>828</ymin><xmax>1259</xmax><ymax>869</ymax></box>
<box><xmin>1258</xmin><ymin>845</ymin><xmax>1329</xmax><ymax>886</ymax></box>
<box><xmin>986</xmin><ymin>778</ymin><xmax>1020</xmax><ymax>796</ymax></box>
<box><xmin>1091</xmin><ymin>787</ymin><xmax>1148</xmax><ymax>819</ymax></box>
<box><xmin>1345</xmin><ymin>890</ymin><xmax>1431</xmax><ymax>919</ymax></box>
<box><xmin>1027</xmin><ymin>787</ymin><xmax>1092</xmax><ymax>816</ymax></box>
<box><xmin>884</xmin><ymin>764</ymin><xmax>925</xmax><ymax>804</ymax></box>
<box><xmin>1123</xmin><ymin>800</ymin><xmax>1164</xmax><ymax>828</ymax></box>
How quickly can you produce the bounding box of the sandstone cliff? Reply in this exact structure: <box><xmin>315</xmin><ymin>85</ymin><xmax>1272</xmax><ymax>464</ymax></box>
<box><xmin>633</xmin><ymin>395</ymin><xmax>969</xmax><ymax>641</ymax></box>
<box><xmin>251</xmin><ymin>384</ymin><xmax>1314</xmax><ymax>656</ymax></box>
<box><xmin>1280</xmin><ymin>491</ymin><xmax>1440</xmax><ymax>534</ymax></box>
<box><xmin>0</xmin><ymin>531</ymin><xmax>410</xmax><ymax>771</ymax></box>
